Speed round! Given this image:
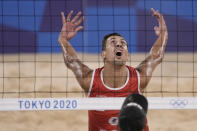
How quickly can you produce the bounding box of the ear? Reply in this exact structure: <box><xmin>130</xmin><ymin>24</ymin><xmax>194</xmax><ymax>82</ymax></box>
<box><xmin>101</xmin><ymin>51</ymin><xmax>106</xmax><ymax>59</ymax></box>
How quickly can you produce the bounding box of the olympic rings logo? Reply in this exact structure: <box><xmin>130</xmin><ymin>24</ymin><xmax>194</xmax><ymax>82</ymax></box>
<box><xmin>169</xmin><ymin>99</ymin><xmax>188</xmax><ymax>108</ymax></box>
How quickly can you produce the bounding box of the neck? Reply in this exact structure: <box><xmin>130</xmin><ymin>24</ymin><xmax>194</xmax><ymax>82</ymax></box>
<box><xmin>104</xmin><ymin>63</ymin><xmax>127</xmax><ymax>75</ymax></box>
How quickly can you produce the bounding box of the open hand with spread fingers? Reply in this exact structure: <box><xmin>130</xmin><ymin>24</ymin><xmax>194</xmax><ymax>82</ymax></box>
<box><xmin>151</xmin><ymin>8</ymin><xmax>168</xmax><ymax>37</ymax></box>
<box><xmin>58</xmin><ymin>10</ymin><xmax>84</xmax><ymax>42</ymax></box>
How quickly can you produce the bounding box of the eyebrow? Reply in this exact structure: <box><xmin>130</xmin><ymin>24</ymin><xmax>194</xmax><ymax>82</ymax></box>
<box><xmin>109</xmin><ymin>38</ymin><xmax>125</xmax><ymax>41</ymax></box>
<box><xmin>109</xmin><ymin>37</ymin><xmax>127</xmax><ymax>43</ymax></box>
<box><xmin>121</xmin><ymin>39</ymin><xmax>126</xmax><ymax>42</ymax></box>
<box><xmin>109</xmin><ymin>38</ymin><xmax>116</xmax><ymax>40</ymax></box>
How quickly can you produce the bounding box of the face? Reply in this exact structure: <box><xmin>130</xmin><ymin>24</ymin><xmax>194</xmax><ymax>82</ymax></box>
<box><xmin>102</xmin><ymin>35</ymin><xmax>129</xmax><ymax>66</ymax></box>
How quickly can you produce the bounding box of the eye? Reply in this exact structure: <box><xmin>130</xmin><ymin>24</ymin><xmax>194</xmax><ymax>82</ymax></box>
<box><xmin>111</xmin><ymin>40</ymin><xmax>116</xmax><ymax>44</ymax></box>
<box><xmin>121</xmin><ymin>41</ymin><xmax>127</xmax><ymax>46</ymax></box>
<box><xmin>110</xmin><ymin>40</ymin><xmax>117</xmax><ymax>46</ymax></box>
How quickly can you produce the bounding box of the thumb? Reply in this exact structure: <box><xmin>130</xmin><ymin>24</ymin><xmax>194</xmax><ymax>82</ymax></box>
<box><xmin>154</xmin><ymin>26</ymin><xmax>160</xmax><ymax>36</ymax></box>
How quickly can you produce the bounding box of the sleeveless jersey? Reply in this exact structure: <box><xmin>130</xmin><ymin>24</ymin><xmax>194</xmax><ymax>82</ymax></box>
<box><xmin>87</xmin><ymin>66</ymin><xmax>149</xmax><ymax>131</ymax></box>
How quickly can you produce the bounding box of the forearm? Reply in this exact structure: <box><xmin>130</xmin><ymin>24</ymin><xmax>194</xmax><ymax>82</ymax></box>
<box><xmin>60</xmin><ymin>47</ymin><xmax>92</xmax><ymax>91</ymax></box>
<box><xmin>137</xmin><ymin>31</ymin><xmax>167</xmax><ymax>86</ymax></box>
<box><xmin>59</xmin><ymin>39</ymin><xmax>92</xmax><ymax>77</ymax></box>
<box><xmin>137</xmin><ymin>9</ymin><xmax>169</xmax><ymax>91</ymax></box>
<box><xmin>149</xmin><ymin>30</ymin><xmax>168</xmax><ymax>62</ymax></box>
<box><xmin>58</xmin><ymin>39</ymin><xmax>78</xmax><ymax>59</ymax></box>
<box><xmin>58</xmin><ymin>39</ymin><xmax>80</xmax><ymax>71</ymax></box>
<box><xmin>137</xmin><ymin>31</ymin><xmax>168</xmax><ymax>90</ymax></box>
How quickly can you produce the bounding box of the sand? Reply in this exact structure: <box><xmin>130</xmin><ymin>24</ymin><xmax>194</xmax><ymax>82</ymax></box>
<box><xmin>0</xmin><ymin>53</ymin><xmax>196</xmax><ymax>131</ymax></box>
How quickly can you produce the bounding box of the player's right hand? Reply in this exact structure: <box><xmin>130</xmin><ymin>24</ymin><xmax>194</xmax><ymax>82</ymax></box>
<box><xmin>59</xmin><ymin>10</ymin><xmax>84</xmax><ymax>42</ymax></box>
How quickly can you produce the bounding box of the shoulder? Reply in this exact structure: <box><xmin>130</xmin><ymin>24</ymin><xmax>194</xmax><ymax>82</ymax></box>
<box><xmin>127</xmin><ymin>65</ymin><xmax>136</xmax><ymax>70</ymax></box>
<box><xmin>83</xmin><ymin>67</ymin><xmax>103</xmax><ymax>92</ymax></box>
<box><xmin>92</xmin><ymin>67</ymin><xmax>104</xmax><ymax>77</ymax></box>
<box><xmin>127</xmin><ymin>66</ymin><xmax>138</xmax><ymax>75</ymax></box>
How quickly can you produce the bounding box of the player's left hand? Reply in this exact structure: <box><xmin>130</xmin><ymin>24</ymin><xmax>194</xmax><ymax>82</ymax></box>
<box><xmin>151</xmin><ymin>8</ymin><xmax>167</xmax><ymax>37</ymax></box>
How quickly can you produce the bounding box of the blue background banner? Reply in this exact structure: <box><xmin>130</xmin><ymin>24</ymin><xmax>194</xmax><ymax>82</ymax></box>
<box><xmin>0</xmin><ymin>0</ymin><xmax>197</xmax><ymax>54</ymax></box>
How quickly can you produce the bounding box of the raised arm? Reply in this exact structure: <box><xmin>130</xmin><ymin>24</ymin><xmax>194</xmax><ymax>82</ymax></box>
<box><xmin>136</xmin><ymin>8</ymin><xmax>168</xmax><ymax>92</ymax></box>
<box><xmin>58</xmin><ymin>11</ymin><xmax>93</xmax><ymax>92</ymax></box>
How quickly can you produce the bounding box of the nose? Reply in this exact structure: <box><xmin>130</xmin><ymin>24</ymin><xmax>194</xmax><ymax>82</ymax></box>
<box><xmin>116</xmin><ymin>42</ymin><xmax>123</xmax><ymax>48</ymax></box>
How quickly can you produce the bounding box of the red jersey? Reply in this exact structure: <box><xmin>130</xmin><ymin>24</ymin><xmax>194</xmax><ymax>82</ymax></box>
<box><xmin>87</xmin><ymin>66</ymin><xmax>149</xmax><ymax>131</ymax></box>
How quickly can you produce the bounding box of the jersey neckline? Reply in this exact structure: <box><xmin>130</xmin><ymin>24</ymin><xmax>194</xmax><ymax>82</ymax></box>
<box><xmin>100</xmin><ymin>67</ymin><xmax>130</xmax><ymax>90</ymax></box>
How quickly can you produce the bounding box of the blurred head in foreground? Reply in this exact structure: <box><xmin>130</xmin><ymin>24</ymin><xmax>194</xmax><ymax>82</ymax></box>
<box><xmin>118</xmin><ymin>93</ymin><xmax>148</xmax><ymax>131</ymax></box>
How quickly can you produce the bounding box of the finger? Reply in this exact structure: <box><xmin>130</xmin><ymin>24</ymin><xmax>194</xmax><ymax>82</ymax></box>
<box><xmin>61</xmin><ymin>12</ymin><xmax>66</xmax><ymax>24</ymax></box>
<box><xmin>151</xmin><ymin>8</ymin><xmax>162</xmax><ymax>26</ymax></box>
<box><xmin>154</xmin><ymin>26</ymin><xmax>160</xmax><ymax>36</ymax></box>
<box><xmin>151</xmin><ymin>8</ymin><xmax>160</xmax><ymax>19</ymax></box>
<box><xmin>67</xmin><ymin>10</ymin><xmax>73</xmax><ymax>22</ymax></box>
<box><xmin>157</xmin><ymin>13</ymin><xmax>163</xmax><ymax>28</ymax></box>
<box><xmin>74</xmin><ymin>16</ymin><xmax>84</xmax><ymax>26</ymax></box>
<box><xmin>151</xmin><ymin>8</ymin><xmax>156</xmax><ymax>17</ymax></box>
<box><xmin>155</xmin><ymin>10</ymin><xmax>161</xmax><ymax>19</ymax></box>
<box><xmin>151</xmin><ymin>8</ymin><xmax>155</xmax><ymax>12</ymax></box>
<box><xmin>71</xmin><ymin>11</ymin><xmax>82</xmax><ymax>23</ymax></box>
<box><xmin>154</xmin><ymin>26</ymin><xmax>159</xmax><ymax>31</ymax></box>
<box><xmin>75</xmin><ymin>26</ymin><xmax>83</xmax><ymax>32</ymax></box>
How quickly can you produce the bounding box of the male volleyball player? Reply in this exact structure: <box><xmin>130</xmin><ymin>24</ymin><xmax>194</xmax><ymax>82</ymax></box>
<box><xmin>118</xmin><ymin>93</ymin><xmax>148</xmax><ymax>131</ymax></box>
<box><xmin>58</xmin><ymin>8</ymin><xmax>168</xmax><ymax>131</ymax></box>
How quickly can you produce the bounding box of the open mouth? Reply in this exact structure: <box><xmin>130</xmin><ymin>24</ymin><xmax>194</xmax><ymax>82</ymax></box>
<box><xmin>116</xmin><ymin>52</ymin><xmax>122</xmax><ymax>56</ymax></box>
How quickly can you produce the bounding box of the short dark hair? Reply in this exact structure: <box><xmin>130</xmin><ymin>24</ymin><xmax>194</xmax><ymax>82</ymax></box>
<box><xmin>118</xmin><ymin>106</ymin><xmax>146</xmax><ymax>131</ymax></box>
<box><xmin>102</xmin><ymin>33</ymin><xmax>122</xmax><ymax>51</ymax></box>
<box><xmin>121</xmin><ymin>93</ymin><xmax>148</xmax><ymax>114</ymax></box>
<box><xmin>118</xmin><ymin>93</ymin><xmax>148</xmax><ymax>131</ymax></box>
